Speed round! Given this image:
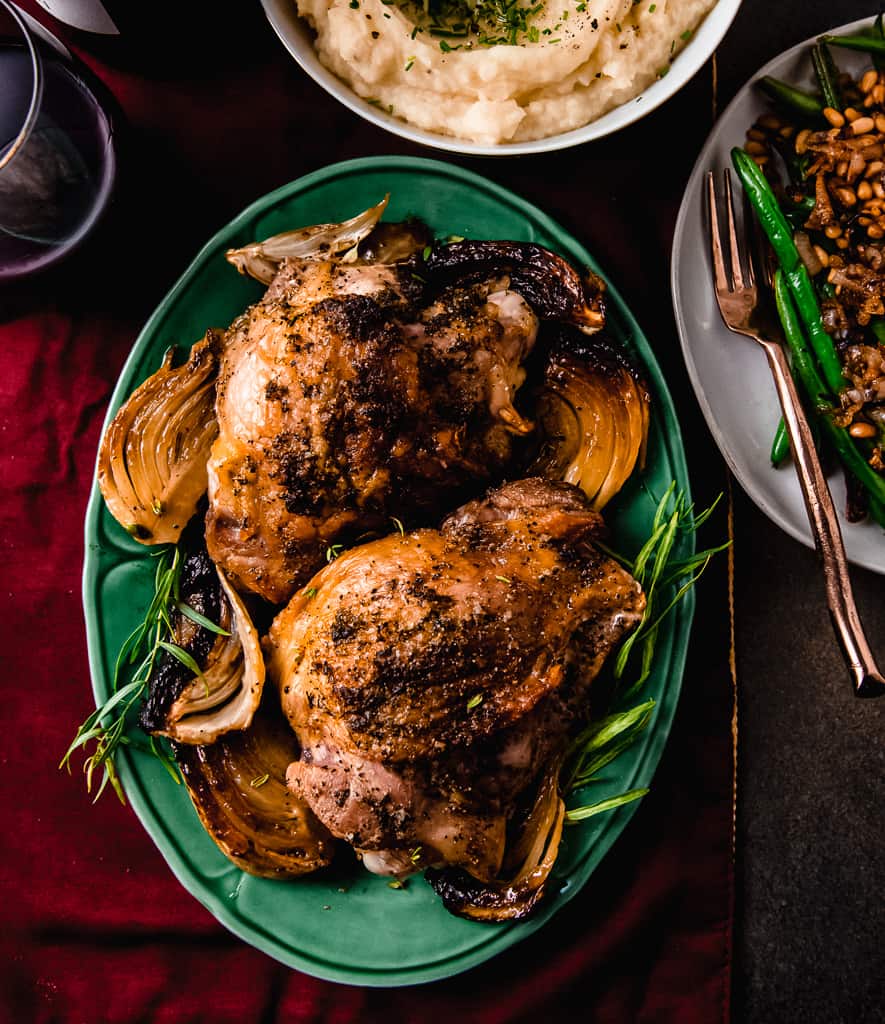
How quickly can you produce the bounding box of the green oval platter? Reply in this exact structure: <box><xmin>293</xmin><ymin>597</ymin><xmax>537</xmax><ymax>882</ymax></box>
<box><xmin>82</xmin><ymin>156</ymin><xmax>694</xmax><ymax>987</ymax></box>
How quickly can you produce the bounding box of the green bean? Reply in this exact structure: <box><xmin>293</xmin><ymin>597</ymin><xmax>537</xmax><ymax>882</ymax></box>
<box><xmin>875</xmin><ymin>14</ymin><xmax>885</xmax><ymax>73</ymax></box>
<box><xmin>811</xmin><ymin>42</ymin><xmax>842</xmax><ymax>111</ymax></box>
<box><xmin>820</xmin><ymin>32</ymin><xmax>885</xmax><ymax>58</ymax></box>
<box><xmin>731</xmin><ymin>147</ymin><xmax>846</xmax><ymax>396</ymax></box>
<box><xmin>771</xmin><ymin>417</ymin><xmax>790</xmax><ymax>466</ymax></box>
<box><xmin>773</xmin><ymin>271</ymin><xmax>885</xmax><ymax>527</ymax></box>
<box><xmin>756</xmin><ymin>75</ymin><xmax>824</xmax><ymax>118</ymax></box>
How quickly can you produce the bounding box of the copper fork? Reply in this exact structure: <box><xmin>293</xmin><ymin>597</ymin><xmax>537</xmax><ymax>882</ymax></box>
<box><xmin>706</xmin><ymin>168</ymin><xmax>884</xmax><ymax>699</ymax></box>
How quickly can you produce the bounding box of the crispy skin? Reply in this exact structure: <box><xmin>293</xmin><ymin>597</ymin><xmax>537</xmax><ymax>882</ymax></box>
<box><xmin>265</xmin><ymin>478</ymin><xmax>645</xmax><ymax>880</ymax></box>
<box><xmin>206</xmin><ymin>258</ymin><xmax>539</xmax><ymax>603</ymax></box>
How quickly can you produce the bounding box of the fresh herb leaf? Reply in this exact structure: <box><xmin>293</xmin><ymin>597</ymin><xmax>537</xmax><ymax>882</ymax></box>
<box><xmin>61</xmin><ymin>546</ymin><xmax>193</xmax><ymax>803</ymax></box>
<box><xmin>565</xmin><ymin>788</ymin><xmax>649</xmax><ymax>822</ymax></box>
<box><xmin>177</xmin><ymin>601</ymin><xmax>231</xmax><ymax>636</ymax></box>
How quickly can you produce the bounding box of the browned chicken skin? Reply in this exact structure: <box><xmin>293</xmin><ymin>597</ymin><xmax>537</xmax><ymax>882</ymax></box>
<box><xmin>206</xmin><ymin>256</ymin><xmax>540</xmax><ymax>603</ymax></box>
<box><xmin>265</xmin><ymin>478</ymin><xmax>645</xmax><ymax>882</ymax></box>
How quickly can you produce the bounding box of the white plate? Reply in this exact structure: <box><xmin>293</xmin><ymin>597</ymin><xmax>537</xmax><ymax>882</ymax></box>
<box><xmin>671</xmin><ymin>16</ymin><xmax>885</xmax><ymax>575</ymax></box>
<box><xmin>261</xmin><ymin>0</ymin><xmax>742</xmax><ymax>157</ymax></box>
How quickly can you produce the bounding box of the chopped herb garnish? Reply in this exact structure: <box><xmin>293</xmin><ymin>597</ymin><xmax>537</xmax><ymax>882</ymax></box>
<box><xmin>648</xmin><ymin>2</ymin><xmax>655</xmax><ymax>10</ymax></box>
<box><xmin>304</xmin><ymin>586</ymin><xmax>318</xmax><ymax>599</ymax></box>
<box><xmin>405</xmin><ymin>56</ymin><xmax>416</xmax><ymax>70</ymax></box>
<box><xmin>494</xmin><ymin>574</ymin><xmax>512</xmax><ymax>584</ymax></box>
<box><xmin>250</xmin><ymin>773</ymin><xmax>270</xmax><ymax>788</ymax></box>
<box><xmin>388</xmin><ymin>878</ymin><xmax>407</xmax><ymax>889</ymax></box>
<box><xmin>422</xmin><ymin>244</ymin><xmax>432</xmax><ymax>260</ymax></box>
<box><xmin>409</xmin><ymin>846</ymin><xmax>423</xmax><ymax>863</ymax></box>
<box><xmin>326</xmin><ymin>543</ymin><xmax>344</xmax><ymax>563</ymax></box>
<box><xmin>680</xmin><ymin>28</ymin><xmax>692</xmax><ymax>41</ymax></box>
<box><xmin>391</xmin><ymin>516</ymin><xmax>405</xmax><ymax>536</ymax></box>
<box><xmin>467</xmin><ymin>694</ymin><xmax>483</xmax><ymax>710</ymax></box>
<box><xmin>657</xmin><ymin>64</ymin><xmax>670</xmax><ymax>77</ymax></box>
<box><xmin>349</xmin><ymin>0</ymin><xmax>359</xmax><ymax>8</ymax></box>
<box><xmin>409</xmin><ymin>0</ymin><xmax>552</xmax><ymax>48</ymax></box>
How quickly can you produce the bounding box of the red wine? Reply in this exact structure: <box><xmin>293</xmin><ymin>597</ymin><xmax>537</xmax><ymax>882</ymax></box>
<box><xmin>0</xmin><ymin>44</ymin><xmax>115</xmax><ymax>280</ymax></box>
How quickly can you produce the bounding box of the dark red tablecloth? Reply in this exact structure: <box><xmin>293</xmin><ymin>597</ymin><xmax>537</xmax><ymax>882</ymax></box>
<box><xmin>1</xmin><ymin>7</ymin><xmax>735</xmax><ymax>1021</ymax></box>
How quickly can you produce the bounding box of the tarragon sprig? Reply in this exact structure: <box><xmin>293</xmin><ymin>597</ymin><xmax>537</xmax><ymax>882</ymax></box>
<box><xmin>61</xmin><ymin>544</ymin><xmax>215</xmax><ymax>804</ymax></box>
<box><xmin>562</xmin><ymin>484</ymin><xmax>729</xmax><ymax>822</ymax></box>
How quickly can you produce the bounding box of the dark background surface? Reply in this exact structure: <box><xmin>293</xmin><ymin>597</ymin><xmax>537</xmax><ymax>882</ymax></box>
<box><xmin>6</xmin><ymin>0</ymin><xmax>885</xmax><ymax>1020</ymax></box>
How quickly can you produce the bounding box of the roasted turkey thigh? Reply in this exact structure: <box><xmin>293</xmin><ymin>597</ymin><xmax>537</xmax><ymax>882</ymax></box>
<box><xmin>206</xmin><ymin>256</ymin><xmax>539</xmax><ymax>603</ymax></box>
<box><xmin>265</xmin><ymin>478</ymin><xmax>645</xmax><ymax>880</ymax></box>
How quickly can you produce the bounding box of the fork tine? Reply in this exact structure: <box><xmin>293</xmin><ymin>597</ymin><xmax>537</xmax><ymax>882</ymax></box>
<box><xmin>746</xmin><ymin>192</ymin><xmax>775</xmax><ymax>292</ymax></box>
<box><xmin>741</xmin><ymin>191</ymin><xmax>757</xmax><ymax>289</ymax></box>
<box><xmin>723</xmin><ymin>169</ymin><xmax>746</xmax><ymax>290</ymax></box>
<box><xmin>706</xmin><ymin>171</ymin><xmax>730</xmax><ymax>295</ymax></box>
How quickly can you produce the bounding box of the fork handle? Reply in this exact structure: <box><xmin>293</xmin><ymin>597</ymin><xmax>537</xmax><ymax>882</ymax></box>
<box><xmin>761</xmin><ymin>338</ymin><xmax>885</xmax><ymax>698</ymax></box>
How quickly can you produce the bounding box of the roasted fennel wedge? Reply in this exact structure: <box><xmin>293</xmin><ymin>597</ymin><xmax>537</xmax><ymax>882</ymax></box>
<box><xmin>98</xmin><ymin>331</ymin><xmax>220</xmax><ymax>545</ymax></box>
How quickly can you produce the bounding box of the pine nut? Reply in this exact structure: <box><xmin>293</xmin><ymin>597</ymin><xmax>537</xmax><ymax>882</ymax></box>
<box><xmin>876</xmin><ymin>115</ymin><xmax>885</xmax><ymax>134</ymax></box>
<box><xmin>868</xmin><ymin>224</ymin><xmax>885</xmax><ymax>239</ymax></box>
<box><xmin>813</xmin><ymin>245</ymin><xmax>830</xmax><ymax>267</ymax></box>
<box><xmin>858</xmin><ymin>180</ymin><xmax>873</xmax><ymax>200</ymax></box>
<box><xmin>851</xmin><ymin>116</ymin><xmax>876</xmax><ymax>136</ymax></box>
<box><xmin>836</xmin><ymin>187</ymin><xmax>857</xmax><ymax>207</ymax></box>
<box><xmin>796</xmin><ymin>128</ymin><xmax>811</xmax><ymax>154</ymax></box>
<box><xmin>824</xmin><ymin>224</ymin><xmax>842</xmax><ymax>239</ymax></box>
<box><xmin>823</xmin><ymin>107</ymin><xmax>845</xmax><ymax>129</ymax></box>
<box><xmin>745</xmin><ymin>140</ymin><xmax>767</xmax><ymax>155</ymax></box>
<box><xmin>861</xmin><ymin>69</ymin><xmax>879</xmax><ymax>94</ymax></box>
<box><xmin>864</xmin><ymin>160</ymin><xmax>884</xmax><ymax>177</ymax></box>
<box><xmin>845</xmin><ymin>107</ymin><xmax>862</xmax><ymax>122</ymax></box>
<box><xmin>849</xmin><ymin>422</ymin><xmax>877</xmax><ymax>439</ymax></box>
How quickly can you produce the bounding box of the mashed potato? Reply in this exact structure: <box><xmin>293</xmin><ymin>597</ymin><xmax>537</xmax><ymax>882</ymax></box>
<box><xmin>296</xmin><ymin>0</ymin><xmax>718</xmax><ymax>144</ymax></box>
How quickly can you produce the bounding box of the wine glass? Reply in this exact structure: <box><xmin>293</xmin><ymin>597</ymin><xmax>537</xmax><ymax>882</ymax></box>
<box><xmin>0</xmin><ymin>0</ymin><xmax>117</xmax><ymax>280</ymax></box>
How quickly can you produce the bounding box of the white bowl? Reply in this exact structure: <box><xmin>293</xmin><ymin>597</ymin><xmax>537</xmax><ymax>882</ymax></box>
<box><xmin>261</xmin><ymin>0</ymin><xmax>743</xmax><ymax>156</ymax></box>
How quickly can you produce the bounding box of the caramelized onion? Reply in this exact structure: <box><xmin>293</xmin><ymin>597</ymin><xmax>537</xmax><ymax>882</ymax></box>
<box><xmin>98</xmin><ymin>332</ymin><xmax>220</xmax><ymax>545</ymax></box>
<box><xmin>425</xmin><ymin>769</ymin><xmax>565</xmax><ymax>921</ymax></box>
<box><xmin>225</xmin><ymin>196</ymin><xmax>389</xmax><ymax>283</ymax></box>
<box><xmin>176</xmin><ymin>695</ymin><xmax>336</xmax><ymax>878</ymax></box>
<box><xmin>531</xmin><ymin>332</ymin><xmax>650</xmax><ymax>510</ymax></box>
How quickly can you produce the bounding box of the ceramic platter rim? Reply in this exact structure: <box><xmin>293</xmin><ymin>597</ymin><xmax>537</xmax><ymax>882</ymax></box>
<box><xmin>83</xmin><ymin>156</ymin><xmax>695</xmax><ymax>986</ymax></box>
<box><xmin>671</xmin><ymin>16</ymin><xmax>885</xmax><ymax>574</ymax></box>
